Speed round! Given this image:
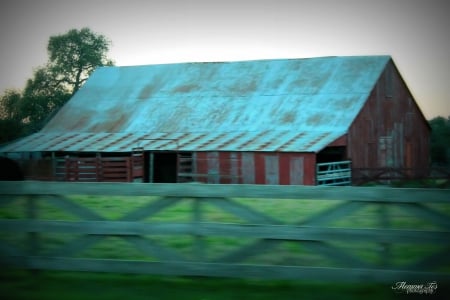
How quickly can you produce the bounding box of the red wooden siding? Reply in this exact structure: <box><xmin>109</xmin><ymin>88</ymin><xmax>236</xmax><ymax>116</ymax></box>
<box><xmin>64</xmin><ymin>157</ymin><xmax>143</xmax><ymax>182</ymax></box>
<box><xmin>195</xmin><ymin>152</ymin><xmax>208</xmax><ymax>181</ymax></box>
<box><xmin>16</xmin><ymin>155</ymin><xmax>144</xmax><ymax>182</ymax></box>
<box><xmin>327</xmin><ymin>135</ymin><xmax>347</xmax><ymax>147</ymax></box>
<box><xmin>348</xmin><ymin>59</ymin><xmax>430</xmax><ymax>177</ymax></box>
<box><xmin>193</xmin><ymin>151</ymin><xmax>316</xmax><ymax>185</ymax></box>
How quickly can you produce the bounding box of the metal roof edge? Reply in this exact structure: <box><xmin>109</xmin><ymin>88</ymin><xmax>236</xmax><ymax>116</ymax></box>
<box><xmin>102</xmin><ymin>55</ymin><xmax>393</xmax><ymax>69</ymax></box>
<box><xmin>0</xmin><ymin>130</ymin><xmax>348</xmax><ymax>153</ymax></box>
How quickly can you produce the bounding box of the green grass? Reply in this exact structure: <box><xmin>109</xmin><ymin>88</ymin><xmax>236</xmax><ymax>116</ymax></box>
<box><xmin>0</xmin><ymin>270</ymin><xmax>402</xmax><ymax>300</ymax></box>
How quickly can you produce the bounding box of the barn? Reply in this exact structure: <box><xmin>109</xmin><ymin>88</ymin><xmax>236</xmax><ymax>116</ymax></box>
<box><xmin>0</xmin><ymin>55</ymin><xmax>430</xmax><ymax>185</ymax></box>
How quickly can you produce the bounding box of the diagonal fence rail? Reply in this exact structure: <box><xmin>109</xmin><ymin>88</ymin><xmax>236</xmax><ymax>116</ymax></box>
<box><xmin>0</xmin><ymin>181</ymin><xmax>449</xmax><ymax>283</ymax></box>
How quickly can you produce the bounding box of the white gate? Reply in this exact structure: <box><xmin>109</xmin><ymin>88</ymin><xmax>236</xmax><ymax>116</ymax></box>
<box><xmin>316</xmin><ymin>160</ymin><xmax>352</xmax><ymax>186</ymax></box>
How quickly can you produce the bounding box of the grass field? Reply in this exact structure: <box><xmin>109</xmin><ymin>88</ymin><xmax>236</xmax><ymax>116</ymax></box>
<box><xmin>1</xmin><ymin>269</ymin><xmax>416</xmax><ymax>300</ymax></box>
<box><xmin>1</xmin><ymin>192</ymin><xmax>449</xmax><ymax>299</ymax></box>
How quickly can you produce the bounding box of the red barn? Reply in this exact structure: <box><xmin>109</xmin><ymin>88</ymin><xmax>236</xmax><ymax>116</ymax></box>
<box><xmin>0</xmin><ymin>56</ymin><xmax>430</xmax><ymax>185</ymax></box>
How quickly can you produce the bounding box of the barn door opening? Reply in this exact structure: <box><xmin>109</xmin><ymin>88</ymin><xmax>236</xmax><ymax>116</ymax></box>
<box><xmin>316</xmin><ymin>146</ymin><xmax>351</xmax><ymax>186</ymax></box>
<box><xmin>152</xmin><ymin>152</ymin><xmax>178</xmax><ymax>183</ymax></box>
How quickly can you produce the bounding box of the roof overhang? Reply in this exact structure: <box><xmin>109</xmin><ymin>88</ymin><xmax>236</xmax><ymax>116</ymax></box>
<box><xmin>0</xmin><ymin>130</ymin><xmax>347</xmax><ymax>154</ymax></box>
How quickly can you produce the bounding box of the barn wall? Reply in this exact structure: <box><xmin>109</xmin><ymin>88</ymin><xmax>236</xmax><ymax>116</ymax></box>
<box><xmin>348</xmin><ymin>59</ymin><xmax>430</xmax><ymax>177</ymax></box>
<box><xmin>326</xmin><ymin>135</ymin><xmax>347</xmax><ymax>147</ymax></box>
<box><xmin>194</xmin><ymin>151</ymin><xmax>316</xmax><ymax>185</ymax></box>
<box><xmin>11</xmin><ymin>152</ymin><xmax>144</xmax><ymax>182</ymax></box>
<box><xmin>4</xmin><ymin>152</ymin><xmax>56</xmax><ymax>181</ymax></box>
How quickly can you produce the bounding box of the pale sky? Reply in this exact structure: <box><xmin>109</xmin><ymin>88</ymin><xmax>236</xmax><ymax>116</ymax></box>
<box><xmin>1</xmin><ymin>0</ymin><xmax>449</xmax><ymax>119</ymax></box>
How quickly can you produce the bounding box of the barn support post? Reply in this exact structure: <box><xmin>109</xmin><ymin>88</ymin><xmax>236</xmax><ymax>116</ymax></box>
<box><xmin>96</xmin><ymin>153</ymin><xmax>102</xmax><ymax>182</ymax></box>
<box><xmin>149</xmin><ymin>152</ymin><xmax>154</xmax><ymax>183</ymax></box>
<box><xmin>51</xmin><ymin>152</ymin><xmax>56</xmax><ymax>181</ymax></box>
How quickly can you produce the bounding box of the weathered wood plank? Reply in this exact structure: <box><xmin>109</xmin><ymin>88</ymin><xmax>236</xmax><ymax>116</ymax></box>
<box><xmin>1</xmin><ymin>182</ymin><xmax>449</xmax><ymax>203</ymax></box>
<box><xmin>300</xmin><ymin>201</ymin><xmax>364</xmax><ymax>226</ymax></box>
<box><xmin>300</xmin><ymin>241</ymin><xmax>375</xmax><ymax>268</ymax></box>
<box><xmin>192</xmin><ymin>198</ymin><xmax>205</xmax><ymax>261</ymax></box>
<box><xmin>396</xmin><ymin>203</ymin><xmax>450</xmax><ymax>230</ymax></box>
<box><xmin>1</xmin><ymin>220</ymin><xmax>449</xmax><ymax>244</ymax></box>
<box><xmin>46</xmin><ymin>235</ymin><xmax>104</xmax><ymax>257</ymax></box>
<box><xmin>378</xmin><ymin>203</ymin><xmax>391</xmax><ymax>267</ymax></box>
<box><xmin>122</xmin><ymin>236</ymin><xmax>186</xmax><ymax>261</ymax></box>
<box><xmin>0</xmin><ymin>195</ymin><xmax>17</xmax><ymax>207</ymax></box>
<box><xmin>208</xmin><ymin>198</ymin><xmax>280</xmax><ymax>224</ymax></box>
<box><xmin>4</xmin><ymin>256</ymin><xmax>450</xmax><ymax>282</ymax></box>
<box><xmin>213</xmin><ymin>239</ymin><xmax>279</xmax><ymax>263</ymax></box>
<box><xmin>26</xmin><ymin>196</ymin><xmax>39</xmax><ymax>256</ymax></box>
<box><xmin>0</xmin><ymin>242</ymin><xmax>27</xmax><ymax>257</ymax></box>
<box><xmin>119</xmin><ymin>197</ymin><xmax>181</xmax><ymax>221</ymax></box>
<box><xmin>45</xmin><ymin>195</ymin><xmax>105</xmax><ymax>221</ymax></box>
<box><xmin>407</xmin><ymin>246</ymin><xmax>450</xmax><ymax>271</ymax></box>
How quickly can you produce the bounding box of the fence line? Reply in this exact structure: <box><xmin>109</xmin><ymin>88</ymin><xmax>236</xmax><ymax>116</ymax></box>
<box><xmin>353</xmin><ymin>166</ymin><xmax>450</xmax><ymax>185</ymax></box>
<box><xmin>0</xmin><ymin>181</ymin><xmax>449</xmax><ymax>282</ymax></box>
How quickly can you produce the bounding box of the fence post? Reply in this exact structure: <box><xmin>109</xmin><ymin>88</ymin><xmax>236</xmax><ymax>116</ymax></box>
<box><xmin>378</xmin><ymin>203</ymin><xmax>391</xmax><ymax>267</ymax></box>
<box><xmin>193</xmin><ymin>197</ymin><xmax>205</xmax><ymax>261</ymax></box>
<box><xmin>26</xmin><ymin>196</ymin><xmax>39</xmax><ymax>274</ymax></box>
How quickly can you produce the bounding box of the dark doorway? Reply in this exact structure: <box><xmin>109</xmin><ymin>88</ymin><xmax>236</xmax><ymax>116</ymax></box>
<box><xmin>0</xmin><ymin>157</ymin><xmax>24</xmax><ymax>181</ymax></box>
<box><xmin>152</xmin><ymin>152</ymin><xmax>178</xmax><ymax>183</ymax></box>
<box><xmin>317</xmin><ymin>146</ymin><xmax>347</xmax><ymax>163</ymax></box>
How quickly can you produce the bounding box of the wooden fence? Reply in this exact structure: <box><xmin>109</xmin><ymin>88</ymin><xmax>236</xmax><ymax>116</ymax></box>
<box><xmin>14</xmin><ymin>155</ymin><xmax>144</xmax><ymax>182</ymax></box>
<box><xmin>353</xmin><ymin>166</ymin><xmax>450</xmax><ymax>185</ymax></box>
<box><xmin>64</xmin><ymin>156</ymin><xmax>143</xmax><ymax>182</ymax></box>
<box><xmin>0</xmin><ymin>181</ymin><xmax>449</xmax><ymax>282</ymax></box>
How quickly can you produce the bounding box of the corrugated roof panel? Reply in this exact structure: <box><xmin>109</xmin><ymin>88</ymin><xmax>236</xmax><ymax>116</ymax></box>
<box><xmin>0</xmin><ymin>131</ymin><xmax>345</xmax><ymax>153</ymax></box>
<box><xmin>39</xmin><ymin>56</ymin><xmax>389</xmax><ymax>134</ymax></box>
<box><xmin>0</xmin><ymin>56</ymin><xmax>390</xmax><ymax>153</ymax></box>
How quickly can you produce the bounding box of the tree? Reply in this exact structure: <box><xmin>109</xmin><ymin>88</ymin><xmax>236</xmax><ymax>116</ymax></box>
<box><xmin>0</xmin><ymin>89</ymin><xmax>24</xmax><ymax>143</ymax></box>
<box><xmin>20</xmin><ymin>66</ymin><xmax>72</xmax><ymax>132</ymax></box>
<box><xmin>0</xmin><ymin>27</ymin><xmax>114</xmax><ymax>141</ymax></box>
<box><xmin>47</xmin><ymin>27</ymin><xmax>113</xmax><ymax>94</ymax></box>
<box><xmin>0</xmin><ymin>89</ymin><xmax>22</xmax><ymax>121</ymax></box>
<box><xmin>429</xmin><ymin>116</ymin><xmax>450</xmax><ymax>165</ymax></box>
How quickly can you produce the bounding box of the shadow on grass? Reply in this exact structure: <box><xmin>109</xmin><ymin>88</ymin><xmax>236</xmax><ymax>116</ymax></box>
<box><xmin>3</xmin><ymin>269</ymin><xmax>444</xmax><ymax>300</ymax></box>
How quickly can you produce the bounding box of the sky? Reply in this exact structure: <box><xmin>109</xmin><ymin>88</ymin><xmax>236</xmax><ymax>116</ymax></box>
<box><xmin>0</xmin><ymin>0</ymin><xmax>449</xmax><ymax>119</ymax></box>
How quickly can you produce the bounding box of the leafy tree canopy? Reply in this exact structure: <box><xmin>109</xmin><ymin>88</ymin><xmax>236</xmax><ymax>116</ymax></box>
<box><xmin>429</xmin><ymin>115</ymin><xmax>450</xmax><ymax>165</ymax></box>
<box><xmin>47</xmin><ymin>27</ymin><xmax>114</xmax><ymax>93</ymax></box>
<box><xmin>0</xmin><ymin>27</ymin><xmax>113</xmax><ymax>142</ymax></box>
<box><xmin>0</xmin><ymin>89</ymin><xmax>22</xmax><ymax>121</ymax></box>
<box><xmin>20</xmin><ymin>66</ymin><xmax>72</xmax><ymax>131</ymax></box>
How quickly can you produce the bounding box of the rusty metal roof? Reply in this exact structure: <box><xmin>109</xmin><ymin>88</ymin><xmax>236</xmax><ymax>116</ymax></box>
<box><xmin>1</xmin><ymin>56</ymin><xmax>390</xmax><ymax>153</ymax></box>
<box><xmin>0</xmin><ymin>130</ymin><xmax>346</xmax><ymax>153</ymax></box>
